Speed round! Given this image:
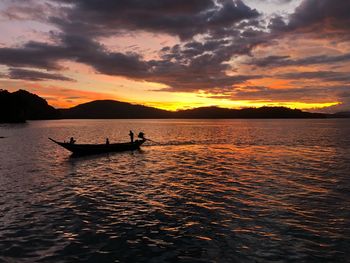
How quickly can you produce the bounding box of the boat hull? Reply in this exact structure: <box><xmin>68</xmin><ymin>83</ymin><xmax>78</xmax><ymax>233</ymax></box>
<box><xmin>49</xmin><ymin>138</ymin><xmax>145</xmax><ymax>155</ymax></box>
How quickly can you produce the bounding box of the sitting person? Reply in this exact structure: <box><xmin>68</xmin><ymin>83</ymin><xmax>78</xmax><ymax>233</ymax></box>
<box><xmin>138</xmin><ymin>132</ymin><xmax>145</xmax><ymax>140</ymax></box>
<box><xmin>69</xmin><ymin>137</ymin><xmax>76</xmax><ymax>144</ymax></box>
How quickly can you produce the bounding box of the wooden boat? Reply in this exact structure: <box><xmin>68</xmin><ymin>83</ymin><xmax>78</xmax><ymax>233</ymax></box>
<box><xmin>49</xmin><ymin>137</ymin><xmax>146</xmax><ymax>155</ymax></box>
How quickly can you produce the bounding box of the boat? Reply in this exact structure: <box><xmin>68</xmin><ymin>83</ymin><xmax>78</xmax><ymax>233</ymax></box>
<box><xmin>49</xmin><ymin>137</ymin><xmax>146</xmax><ymax>156</ymax></box>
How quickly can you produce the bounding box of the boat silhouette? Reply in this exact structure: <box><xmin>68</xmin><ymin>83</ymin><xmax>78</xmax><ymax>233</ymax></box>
<box><xmin>49</xmin><ymin>137</ymin><xmax>146</xmax><ymax>156</ymax></box>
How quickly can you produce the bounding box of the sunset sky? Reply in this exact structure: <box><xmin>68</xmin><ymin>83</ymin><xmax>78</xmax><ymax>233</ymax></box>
<box><xmin>0</xmin><ymin>0</ymin><xmax>350</xmax><ymax>112</ymax></box>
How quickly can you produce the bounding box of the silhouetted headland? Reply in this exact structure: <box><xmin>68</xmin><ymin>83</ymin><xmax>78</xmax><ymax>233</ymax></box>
<box><xmin>1</xmin><ymin>89</ymin><xmax>348</xmax><ymax>122</ymax></box>
<box><xmin>0</xmin><ymin>89</ymin><xmax>59</xmax><ymax>123</ymax></box>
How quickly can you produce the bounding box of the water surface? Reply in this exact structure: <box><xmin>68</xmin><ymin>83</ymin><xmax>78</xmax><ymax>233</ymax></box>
<box><xmin>1</xmin><ymin>119</ymin><xmax>349</xmax><ymax>262</ymax></box>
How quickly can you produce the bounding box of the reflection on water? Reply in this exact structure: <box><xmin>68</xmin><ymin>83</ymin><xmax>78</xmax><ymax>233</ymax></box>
<box><xmin>1</xmin><ymin>119</ymin><xmax>350</xmax><ymax>262</ymax></box>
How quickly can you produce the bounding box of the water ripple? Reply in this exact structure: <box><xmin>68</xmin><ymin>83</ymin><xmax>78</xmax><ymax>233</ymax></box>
<box><xmin>1</xmin><ymin>119</ymin><xmax>350</xmax><ymax>262</ymax></box>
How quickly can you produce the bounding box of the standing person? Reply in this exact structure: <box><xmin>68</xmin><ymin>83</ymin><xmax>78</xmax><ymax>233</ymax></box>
<box><xmin>106</xmin><ymin>138</ymin><xmax>109</xmax><ymax>145</ymax></box>
<box><xmin>129</xmin><ymin>130</ymin><xmax>134</xmax><ymax>143</ymax></box>
<box><xmin>69</xmin><ymin>137</ymin><xmax>76</xmax><ymax>144</ymax></box>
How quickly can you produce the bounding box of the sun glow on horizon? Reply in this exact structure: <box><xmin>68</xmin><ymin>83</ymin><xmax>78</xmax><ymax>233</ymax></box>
<box><xmin>50</xmin><ymin>97</ymin><xmax>340</xmax><ymax>112</ymax></box>
<box><xmin>145</xmin><ymin>100</ymin><xmax>339</xmax><ymax>112</ymax></box>
<box><xmin>1</xmin><ymin>78</ymin><xmax>340</xmax><ymax>112</ymax></box>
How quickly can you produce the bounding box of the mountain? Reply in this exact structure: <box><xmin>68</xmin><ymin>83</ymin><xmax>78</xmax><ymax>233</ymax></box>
<box><xmin>175</xmin><ymin>106</ymin><xmax>326</xmax><ymax>118</ymax></box>
<box><xmin>1</xmin><ymin>89</ymin><xmax>347</xmax><ymax>121</ymax></box>
<box><xmin>0</xmin><ymin>89</ymin><xmax>59</xmax><ymax>123</ymax></box>
<box><xmin>334</xmin><ymin>111</ymin><xmax>350</xmax><ymax>117</ymax></box>
<box><xmin>61</xmin><ymin>100</ymin><xmax>330</xmax><ymax>119</ymax></box>
<box><xmin>60</xmin><ymin>100</ymin><xmax>170</xmax><ymax>119</ymax></box>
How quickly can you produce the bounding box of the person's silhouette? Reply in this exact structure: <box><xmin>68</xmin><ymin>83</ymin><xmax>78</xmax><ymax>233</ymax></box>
<box><xmin>106</xmin><ymin>138</ymin><xmax>109</xmax><ymax>145</ymax></box>
<box><xmin>138</xmin><ymin>132</ymin><xmax>145</xmax><ymax>140</ymax></box>
<box><xmin>129</xmin><ymin>130</ymin><xmax>134</xmax><ymax>143</ymax></box>
<box><xmin>69</xmin><ymin>137</ymin><xmax>76</xmax><ymax>144</ymax></box>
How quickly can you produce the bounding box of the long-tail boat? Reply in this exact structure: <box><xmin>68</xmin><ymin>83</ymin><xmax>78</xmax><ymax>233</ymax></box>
<box><xmin>49</xmin><ymin>137</ymin><xmax>146</xmax><ymax>156</ymax></box>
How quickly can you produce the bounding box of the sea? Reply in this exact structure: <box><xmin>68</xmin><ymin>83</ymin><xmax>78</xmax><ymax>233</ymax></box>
<box><xmin>0</xmin><ymin>119</ymin><xmax>349</xmax><ymax>263</ymax></box>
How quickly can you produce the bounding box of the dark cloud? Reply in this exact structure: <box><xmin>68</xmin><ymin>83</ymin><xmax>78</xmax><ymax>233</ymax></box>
<box><xmin>0</xmin><ymin>35</ymin><xmax>150</xmax><ymax>78</ymax></box>
<box><xmin>256</xmin><ymin>0</ymin><xmax>293</xmax><ymax>3</ymax></box>
<box><xmin>65</xmin><ymin>96</ymin><xmax>83</xmax><ymax>100</ymax></box>
<box><xmin>288</xmin><ymin>0</ymin><xmax>350</xmax><ymax>33</ymax></box>
<box><xmin>262</xmin><ymin>0</ymin><xmax>350</xmax><ymax>50</ymax></box>
<box><xmin>8</xmin><ymin>68</ymin><xmax>74</xmax><ymax>81</ymax></box>
<box><xmin>61</xmin><ymin>34</ymin><xmax>151</xmax><ymax>78</ymax></box>
<box><xmin>0</xmin><ymin>42</ymin><xmax>64</xmax><ymax>70</ymax></box>
<box><xmin>51</xmin><ymin>0</ymin><xmax>259</xmax><ymax>40</ymax></box>
<box><xmin>267</xmin><ymin>15</ymin><xmax>287</xmax><ymax>32</ymax></box>
<box><xmin>207</xmin><ymin>84</ymin><xmax>350</xmax><ymax>103</ymax></box>
<box><xmin>277</xmin><ymin>71</ymin><xmax>350</xmax><ymax>83</ymax></box>
<box><xmin>247</xmin><ymin>53</ymin><xmax>350</xmax><ymax>68</ymax></box>
<box><xmin>151</xmin><ymin>23</ymin><xmax>270</xmax><ymax>91</ymax></box>
<box><xmin>265</xmin><ymin>0</ymin><xmax>350</xmax><ymax>41</ymax></box>
<box><xmin>0</xmin><ymin>33</ymin><xmax>265</xmax><ymax>91</ymax></box>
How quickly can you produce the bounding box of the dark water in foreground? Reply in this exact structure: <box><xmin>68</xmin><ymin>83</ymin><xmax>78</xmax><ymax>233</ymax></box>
<box><xmin>0</xmin><ymin>119</ymin><xmax>349</xmax><ymax>262</ymax></box>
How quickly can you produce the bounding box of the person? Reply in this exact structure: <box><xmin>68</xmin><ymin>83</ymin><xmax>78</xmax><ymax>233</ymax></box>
<box><xmin>69</xmin><ymin>137</ymin><xmax>76</xmax><ymax>144</ymax></box>
<box><xmin>138</xmin><ymin>132</ymin><xmax>145</xmax><ymax>140</ymax></box>
<box><xmin>129</xmin><ymin>130</ymin><xmax>134</xmax><ymax>143</ymax></box>
<box><xmin>106</xmin><ymin>138</ymin><xmax>109</xmax><ymax>145</ymax></box>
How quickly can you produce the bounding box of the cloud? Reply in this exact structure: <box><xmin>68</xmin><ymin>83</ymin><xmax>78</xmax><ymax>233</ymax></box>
<box><xmin>61</xmin><ymin>34</ymin><xmax>151</xmax><ymax>79</ymax></box>
<box><xmin>277</xmin><ymin>71</ymin><xmax>350</xmax><ymax>83</ymax></box>
<box><xmin>312</xmin><ymin>88</ymin><xmax>350</xmax><ymax>113</ymax></box>
<box><xmin>206</xmin><ymin>84</ymin><xmax>350</xmax><ymax>103</ymax></box>
<box><xmin>267</xmin><ymin>0</ymin><xmax>350</xmax><ymax>41</ymax></box>
<box><xmin>0</xmin><ymin>0</ymin><xmax>266</xmax><ymax>92</ymax></box>
<box><xmin>246</xmin><ymin>53</ymin><xmax>350</xmax><ymax>68</ymax></box>
<box><xmin>0</xmin><ymin>34</ymin><xmax>265</xmax><ymax>91</ymax></box>
<box><xmin>0</xmin><ymin>0</ymin><xmax>349</xmax><ymax>112</ymax></box>
<box><xmin>0</xmin><ymin>12</ymin><xmax>268</xmax><ymax>93</ymax></box>
<box><xmin>0</xmin><ymin>41</ymin><xmax>64</xmax><ymax>70</ymax></box>
<box><xmin>50</xmin><ymin>0</ymin><xmax>259</xmax><ymax>40</ymax></box>
<box><xmin>253</xmin><ymin>0</ymin><xmax>293</xmax><ymax>3</ymax></box>
<box><xmin>263</xmin><ymin>0</ymin><xmax>293</xmax><ymax>2</ymax></box>
<box><xmin>288</xmin><ymin>0</ymin><xmax>350</xmax><ymax>30</ymax></box>
<box><xmin>7</xmin><ymin>68</ymin><xmax>74</xmax><ymax>81</ymax></box>
<box><xmin>0</xmin><ymin>35</ymin><xmax>150</xmax><ymax>78</ymax></box>
<box><xmin>0</xmin><ymin>0</ymin><xmax>60</xmax><ymax>22</ymax></box>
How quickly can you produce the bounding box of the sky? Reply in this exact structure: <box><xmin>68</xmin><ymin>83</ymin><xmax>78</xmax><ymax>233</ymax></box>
<box><xmin>0</xmin><ymin>0</ymin><xmax>350</xmax><ymax>112</ymax></box>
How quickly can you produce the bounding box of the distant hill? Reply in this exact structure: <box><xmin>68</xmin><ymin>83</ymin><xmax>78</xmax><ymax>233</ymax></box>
<box><xmin>175</xmin><ymin>106</ymin><xmax>326</xmax><ymax>119</ymax></box>
<box><xmin>60</xmin><ymin>100</ymin><xmax>170</xmax><ymax>119</ymax></box>
<box><xmin>61</xmin><ymin>100</ymin><xmax>330</xmax><ymax>119</ymax></box>
<box><xmin>0</xmin><ymin>89</ymin><xmax>59</xmax><ymax>123</ymax></box>
<box><xmin>334</xmin><ymin>111</ymin><xmax>350</xmax><ymax>118</ymax></box>
<box><xmin>1</xmin><ymin>89</ymin><xmax>348</xmax><ymax>121</ymax></box>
